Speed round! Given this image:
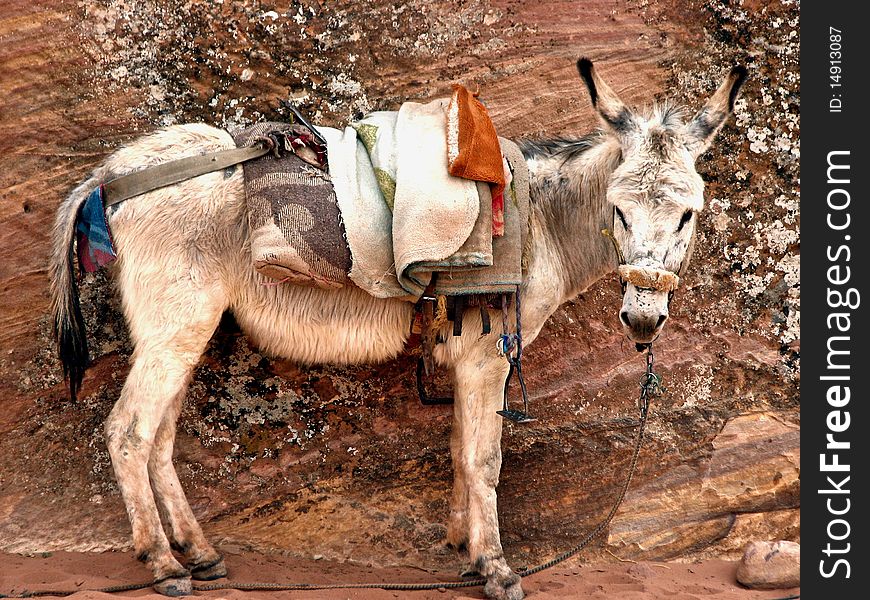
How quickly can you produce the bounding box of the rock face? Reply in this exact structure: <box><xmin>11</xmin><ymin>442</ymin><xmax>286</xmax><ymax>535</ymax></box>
<box><xmin>0</xmin><ymin>0</ymin><xmax>798</xmax><ymax>571</ymax></box>
<box><xmin>608</xmin><ymin>413</ymin><xmax>799</xmax><ymax>560</ymax></box>
<box><xmin>736</xmin><ymin>540</ymin><xmax>801</xmax><ymax>589</ymax></box>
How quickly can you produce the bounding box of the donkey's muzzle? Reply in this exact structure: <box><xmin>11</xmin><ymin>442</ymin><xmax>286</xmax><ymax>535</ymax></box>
<box><xmin>619</xmin><ymin>307</ymin><xmax>668</xmax><ymax>341</ymax></box>
<box><xmin>618</xmin><ymin>263</ymin><xmax>675</xmax><ymax>344</ymax></box>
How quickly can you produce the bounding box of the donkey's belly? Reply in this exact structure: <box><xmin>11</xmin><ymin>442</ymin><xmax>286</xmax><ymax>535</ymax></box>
<box><xmin>230</xmin><ymin>279</ymin><xmax>415</xmax><ymax>365</ymax></box>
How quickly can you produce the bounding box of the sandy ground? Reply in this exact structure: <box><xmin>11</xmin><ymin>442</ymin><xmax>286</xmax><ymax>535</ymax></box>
<box><xmin>0</xmin><ymin>551</ymin><xmax>799</xmax><ymax>600</ymax></box>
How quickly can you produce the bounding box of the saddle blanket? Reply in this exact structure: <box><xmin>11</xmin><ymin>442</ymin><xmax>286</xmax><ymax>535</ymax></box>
<box><xmin>234</xmin><ymin>97</ymin><xmax>529</xmax><ymax>300</ymax></box>
<box><xmin>324</xmin><ymin>111</ymin><xmax>528</xmax><ymax>298</ymax></box>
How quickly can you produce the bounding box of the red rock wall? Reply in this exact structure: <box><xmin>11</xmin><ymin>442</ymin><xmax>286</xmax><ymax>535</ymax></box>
<box><xmin>0</xmin><ymin>0</ymin><xmax>798</xmax><ymax>568</ymax></box>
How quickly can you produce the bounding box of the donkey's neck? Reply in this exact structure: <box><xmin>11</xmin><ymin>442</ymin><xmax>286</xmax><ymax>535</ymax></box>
<box><xmin>522</xmin><ymin>134</ymin><xmax>622</xmax><ymax>302</ymax></box>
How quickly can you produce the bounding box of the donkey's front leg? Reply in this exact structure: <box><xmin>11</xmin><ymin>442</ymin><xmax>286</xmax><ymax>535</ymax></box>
<box><xmin>452</xmin><ymin>356</ymin><xmax>522</xmax><ymax>600</ymax></box>
<box><xmin>446</xmin><ymin>390</ymin><xmax>469</xmax><ymax>552</ymax></box>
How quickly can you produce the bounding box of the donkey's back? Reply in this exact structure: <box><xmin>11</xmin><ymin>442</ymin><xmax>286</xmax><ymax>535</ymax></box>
<box><xmin>51</xmin><ymin>123</ymin><xmax>413</xmax><ymax>401</ymax></box>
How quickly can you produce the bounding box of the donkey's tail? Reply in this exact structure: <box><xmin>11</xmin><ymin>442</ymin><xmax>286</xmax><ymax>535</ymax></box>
<box><xmin>50</xmin><ymin>178</ymin><xmax>96</xmax><ymax>401</ymax></box>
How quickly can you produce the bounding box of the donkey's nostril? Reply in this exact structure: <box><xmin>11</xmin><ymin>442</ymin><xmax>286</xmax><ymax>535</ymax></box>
<box><xmin>620</xmin><ymin>310</ymin><xmax>632</xmax><ymax>328</ymax></box>
<box><xmin>656</xmin><ymin>314</ymin><xmax>668</xmax><ymax>330</ymax></box>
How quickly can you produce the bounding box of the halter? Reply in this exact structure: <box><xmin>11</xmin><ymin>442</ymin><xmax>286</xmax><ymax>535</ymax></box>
<box><xmin>601</xmin><ymin>207</ymin><xmax>689</xmax><ymax>305</ymax></box>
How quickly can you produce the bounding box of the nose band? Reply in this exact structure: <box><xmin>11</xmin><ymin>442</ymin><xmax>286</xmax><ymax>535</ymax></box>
<box><xmin>617</xmin><ymin>264</ymin><xmax>680</xmax><ymax>292</ymax></box>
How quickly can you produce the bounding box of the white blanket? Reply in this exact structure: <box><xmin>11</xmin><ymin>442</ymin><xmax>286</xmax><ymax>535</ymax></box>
<box><xmin>323</xmin><ymin>99</ymin><xmax>526</xmax><ymax>300</ymax></box>
<box><xmin>320</xmin><ymin>124</ymin><xmax>407</xmax><ymax>298</ymax></box>
<box><xmin>391</xmin><ymin>99</ymin><xmax>485</xmax><ymax>296</ymax></box>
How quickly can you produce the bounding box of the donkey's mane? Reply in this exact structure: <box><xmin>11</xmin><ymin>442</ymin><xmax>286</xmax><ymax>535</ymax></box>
<box><xmin>650</xmin><ymin>102</ymin><xmax>688</xmax><ymax>129</ymax></box>
<box><xmin>518</xmin><ymin>101</ymin><xmax>688</xmax><ymax>164</ymax></box>
<box><xmin>519</xmin><ymin>132</ymin><xmax>606</xmax><ymax>164</ymax></box>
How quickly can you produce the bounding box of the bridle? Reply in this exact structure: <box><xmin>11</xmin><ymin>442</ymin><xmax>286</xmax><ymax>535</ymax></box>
<box><xmin>601</xmin><ymin>206</ymin><xmax>692</xmax><ymax>337</ymax></box>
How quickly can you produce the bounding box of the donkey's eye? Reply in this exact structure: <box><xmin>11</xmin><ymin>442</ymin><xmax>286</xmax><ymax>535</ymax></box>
<box><xmin>677</xmin><ymin>209</ymin><xmax>693</xmax><ymax>232</ymax></box>
<box><xmin>614</xmin><ymin>206</ymin><xmax>629</xmax><ymax>229</ymax></box>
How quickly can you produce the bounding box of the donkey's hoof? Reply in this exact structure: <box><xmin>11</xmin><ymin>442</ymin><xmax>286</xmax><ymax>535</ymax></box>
<box><xmin>154</xmin><ymin>576</ymin><xmax>193</xmax><ymax>597</ymax></box>
<box><xmin>484</xmin><ymin>572</ymin><xmax>524</xmax><ymax>600</ymax></box>
<box><xmin>191</xmin><ymin>557</ymin><xmax>227</xmax><ymax>581</ymax></box>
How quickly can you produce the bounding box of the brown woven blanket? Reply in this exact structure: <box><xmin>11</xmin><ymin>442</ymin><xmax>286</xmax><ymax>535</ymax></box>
<box><xmin>233</xmin><ymin>122</ymin><xmax>351</xmax><ymax>287</ymax></box>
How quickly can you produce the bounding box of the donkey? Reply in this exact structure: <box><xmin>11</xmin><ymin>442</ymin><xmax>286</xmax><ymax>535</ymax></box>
<box><xmin>50</xmin><ymin>59</ymin><xmax>746</xmax><ymax>599</ymax></box>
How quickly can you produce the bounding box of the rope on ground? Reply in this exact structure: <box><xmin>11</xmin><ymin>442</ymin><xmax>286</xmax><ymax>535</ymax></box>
<box><xmin>0</xmin><ymin>581</ymin><xmax>154</xmax><ymax>598</ymax></box>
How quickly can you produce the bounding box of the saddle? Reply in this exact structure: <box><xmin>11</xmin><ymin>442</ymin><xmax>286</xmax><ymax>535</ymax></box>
<box><xmin>233</xmin><ymin>91</ymin><xmax>530</xmax><ymax>301</ymax></box>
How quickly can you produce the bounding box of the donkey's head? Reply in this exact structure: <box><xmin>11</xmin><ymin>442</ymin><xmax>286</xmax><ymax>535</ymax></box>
<box><xmin>577</xmin><ymin>58</ymin><xmax>747</xmax><ymax>347</ymax></box>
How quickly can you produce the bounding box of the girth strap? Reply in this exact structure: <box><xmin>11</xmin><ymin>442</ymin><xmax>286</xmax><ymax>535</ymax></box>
<box><xmin>102</xmin><ymin>144</ymin><xmax>271</xmax><ymax>207</ymax></box>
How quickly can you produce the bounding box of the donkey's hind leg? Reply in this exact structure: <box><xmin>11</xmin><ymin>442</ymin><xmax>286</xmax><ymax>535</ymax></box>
<box><xmin>106</xmin><ymin>351</ymin><xmax>198</xmax><ymax>595</ymax></box>
<box><xmin>106</xmin><ymin>281</ymin><xmax>226</xmax><ymax>596</ymax></box>
<box><xmin>149</xmin><ymin>392</ymin><xmax>227</xmax><ymax>581</ymax></box>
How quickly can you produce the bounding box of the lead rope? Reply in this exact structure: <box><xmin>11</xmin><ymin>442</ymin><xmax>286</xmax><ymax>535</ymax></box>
<box><xmin>5</xmin><ymin>349</ymin><xmax>661</xmax><ymax>598</ymax></box>
<box><xmin>518</xmin><ymin>346</ymin><xmax>659</xmax><ymax>578</ymax></box>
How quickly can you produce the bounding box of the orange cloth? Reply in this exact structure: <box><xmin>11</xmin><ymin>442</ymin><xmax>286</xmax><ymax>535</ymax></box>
<box><xmin>447</xmin><ymin>85</ymin><xmax>506</xmax><ymax>235</ymax></box>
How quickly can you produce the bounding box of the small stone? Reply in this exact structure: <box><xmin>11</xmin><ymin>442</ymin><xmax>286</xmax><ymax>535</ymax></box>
<box><xmin>736</xmin><ymin>540</ymin><xmax>800</xmax><ymax>589</ymax></box>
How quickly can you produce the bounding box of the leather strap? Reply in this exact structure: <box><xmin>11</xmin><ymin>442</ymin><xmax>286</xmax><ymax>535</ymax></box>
<box><xmin>102</xmin><ymin>144</ymin><xmax>271</xmax><ymax>207</ymax></box>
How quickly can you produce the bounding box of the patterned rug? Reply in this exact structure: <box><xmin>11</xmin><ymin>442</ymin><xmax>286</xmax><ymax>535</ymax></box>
<box><xmin>233</xmin><ymin>122</ymin><xmax>351</xmax><ymax>288</ymax></box>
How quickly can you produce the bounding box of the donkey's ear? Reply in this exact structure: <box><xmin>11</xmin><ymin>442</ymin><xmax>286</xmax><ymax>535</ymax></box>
<box><xmin>577</xmin><ymin>58</ymin><xmax>638</xmax><ymax>137</ymax></box>
<box><xmin>685</xmin><ymin>65</ymin><xmax>748</xmax><ymax>158</ymax></box>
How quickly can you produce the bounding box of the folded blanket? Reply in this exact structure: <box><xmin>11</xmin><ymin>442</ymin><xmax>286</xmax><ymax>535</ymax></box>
<box><xmin>392</xmin><ymin>98</ymin><xmax>486</xmax><ymax>297</ymax></box>
<box><xmin>319</xmin><ymin>123</ymin><xmax>408</xmax><ymax>298</ymax></box>
<box><xmin>326</xmin><ymin>101</ymin><xmax>493</xmax><ymax>298</ymax></box>
<box><xmin>447</xmin><ymin>85</ymin><xmax>507</xmax><ymax>236</ymax></box>
<box><xmin>325</xmin><ymin>117</ymin><xmax>529</xmax><ymax>298</ymax></box>
<box><xmin>429</xmin><ymin>138</ymin><xmax>529</xmax><ymax>296</ymax></box>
